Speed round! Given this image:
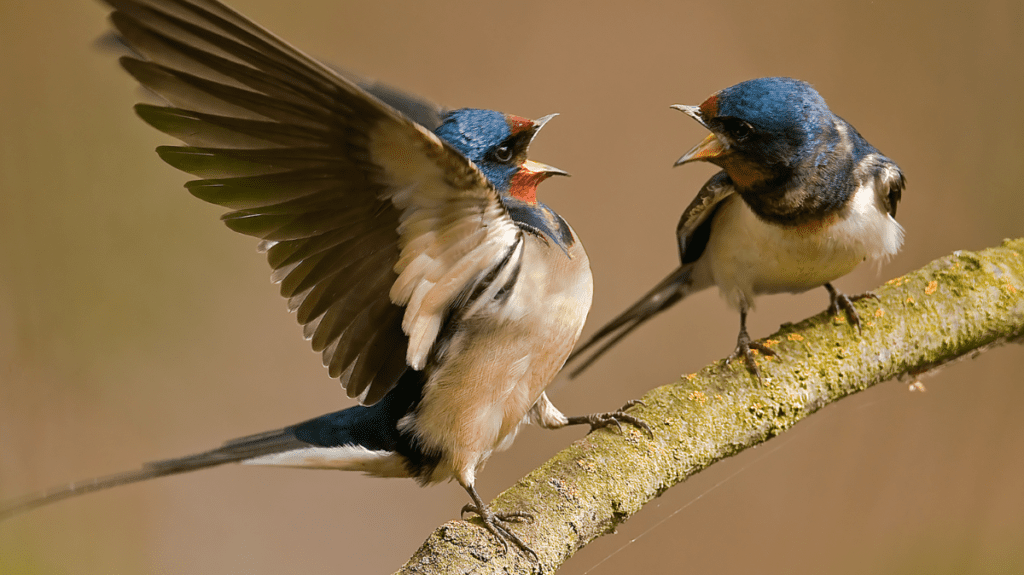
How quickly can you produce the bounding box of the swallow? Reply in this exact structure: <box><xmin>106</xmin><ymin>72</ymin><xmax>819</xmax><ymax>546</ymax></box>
<box><xmin>0</xmin><ymin>0</ymin><xmax>646</xmax><ymax>557</ymax></box>
<box><xmin>568</xmin><ymin>77</ymin><xmax>905</xmax><ymax>379</ymax></box>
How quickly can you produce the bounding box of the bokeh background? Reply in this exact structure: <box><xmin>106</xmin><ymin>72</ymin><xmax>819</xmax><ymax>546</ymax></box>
<box><xmin>2</xmin><ymin>1</ymin><xmax>1022</xmax><ymax>573</ymax></box>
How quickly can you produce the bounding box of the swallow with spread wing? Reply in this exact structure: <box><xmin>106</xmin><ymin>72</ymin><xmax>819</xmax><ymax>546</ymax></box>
<box><xmin>1</xmin><ymin>0</ymin><xmax>647</xmax><ymax>557</ymax></box>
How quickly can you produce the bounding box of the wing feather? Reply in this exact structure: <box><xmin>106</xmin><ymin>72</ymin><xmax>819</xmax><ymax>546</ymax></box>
<box><xmin>186</xmin><ymin>172</ymin><xmax>351</xmax><ymax>211</ymax></box>
<box><xmin>675</xmin><ymin>172</ymin><xmax>735</xmax><ymax>263</ymax></box>
<box><xmin>158</xmin><ymin>146</ymin><xmax>339</xmax><ymax>177</ymax></box>
<box><xmin>104</xmin><ymin>0</ymin><xmax>520</xmax><ymax>403</ymax></box>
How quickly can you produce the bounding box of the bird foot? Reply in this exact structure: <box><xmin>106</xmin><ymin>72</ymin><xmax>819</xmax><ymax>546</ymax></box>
<box><xmin>461</xmin><ymin>502</ymin><xmax>537</xmax><ymax>560</ymax></box>
<box><xmin>827</xmin><ymin>285</ymin><xmax>878</xmax><ymax>331</ymax></box>
<box><xmin>729</xmin><ymin>331</ymin><xmax>776</xmax><ymax>380</ymax></box>
<box><xmin>565</xmin><ymin>400</ymin><xmax>652</xmax><ymax>436</ymax></box>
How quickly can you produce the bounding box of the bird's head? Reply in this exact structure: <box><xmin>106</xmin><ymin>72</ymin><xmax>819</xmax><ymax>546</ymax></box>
<box><xmin>434</xmin><ymin>109</ymin><xmax>568</xmax><ymax>203</ymax></box>
<box><xmin>672</xmin><ymin>77</ymin><xmax>833</xmax><ymax>189</ymax></box>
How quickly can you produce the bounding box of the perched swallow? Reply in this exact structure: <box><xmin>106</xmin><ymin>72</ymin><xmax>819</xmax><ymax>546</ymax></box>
<box><xmin>0</xmin><ymin>0</ymin><xmax>645</xmax><ymax>556</ymax></box>
<box><xmin>568</xmin><ymin>77</ymin><xmax>905</xmax><ymax>378</ymax></box>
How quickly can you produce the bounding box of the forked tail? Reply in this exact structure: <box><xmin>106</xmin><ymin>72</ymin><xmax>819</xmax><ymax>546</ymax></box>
<box><xmin>1</xmin><ymin>395</ymin><xmax>411</xmax><ymax>521</ymax></box>
<box><xmin>0</xmin><ymin>426</ymin><xmax>307</xmax><ymax>520</ymax></box>
<box><xmin>566</xmin><ymin>266</ymin><xmax>694</xmax><ymax>378</ymax></box>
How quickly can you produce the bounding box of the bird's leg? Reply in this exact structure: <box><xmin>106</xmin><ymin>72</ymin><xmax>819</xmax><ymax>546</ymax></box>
<box><xmin>460</xmin><ymin>483</ymin><xmax>537</xmax><ymax>560</ymax></box>
<box><xmin>728</xmin><ymin>307</ymin><xmax>775</xmax><ymax>378</ymax></box>
<box><xmin>564</xmin><ymin>400</ymin><xmax>652</xmax><ymax>436</ymax></box>
<box><xmin>824</xmin><ymin>282</ymin><xmax>878</xmax><ymax>331</ymax></box>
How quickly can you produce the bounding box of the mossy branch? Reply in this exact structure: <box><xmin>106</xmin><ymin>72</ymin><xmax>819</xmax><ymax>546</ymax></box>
<box><xmin>395</xmin><ymin>239</ymin><xmax>1024</xmax><ymax>575</ymax></box>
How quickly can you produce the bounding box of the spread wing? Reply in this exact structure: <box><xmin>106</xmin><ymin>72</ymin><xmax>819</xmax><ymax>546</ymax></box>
<box><xmin>105</xmin><ymin>0</ymin><xmax>521</xmax><ymax>405</ymax></box>
<box><xmin>675</xmin><ymin>171</ymin><xmax>735</xmax><ymax>264</ymax></box>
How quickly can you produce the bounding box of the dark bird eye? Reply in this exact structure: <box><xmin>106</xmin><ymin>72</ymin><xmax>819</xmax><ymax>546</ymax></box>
<box><xmin>725</xmin><ymin>119</ymin><xmax>754</xmax><ymax>142</ymax></box>
<box><xmin>491</xmin><ymin>144</ymin><xmax>514</xmax><ymax>163</ymax></box>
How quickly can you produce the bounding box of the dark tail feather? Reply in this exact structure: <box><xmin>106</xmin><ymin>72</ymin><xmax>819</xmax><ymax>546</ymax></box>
<box><xmin>0</xmin><ymin>426</ymin><xmax>306</xmax><ymax>521</ymax></box>
<box><xmin>0</xmin><ymin>383</ymin><xmax>418</xmax><ymax>521</ymax></box>
<box><xmin>567</xmin><ymin>266</ymin><xmax>694</xmax><ymax>378</ymax></box>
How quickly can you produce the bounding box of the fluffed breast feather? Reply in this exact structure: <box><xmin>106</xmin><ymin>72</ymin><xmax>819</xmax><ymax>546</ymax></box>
<box><xmin>106</xmin><ymin>0</ymin><xmax>526</xmax><ymax>405</ymax></box>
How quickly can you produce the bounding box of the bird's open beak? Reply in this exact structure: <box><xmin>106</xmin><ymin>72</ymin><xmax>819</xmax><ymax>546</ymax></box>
<box><xmin>522</xmin><ymin>159</ymin><xmax>570</xmax><ymax>179</ymax></box>
<box><xmin>670</xmin><ymin>104</ymin><xmax>707</xmax><ymax>127</ymax></box>
<box><xmin>674</xmin><ymin>132</ymin><xmax>728</xmax><ymax>167</ymax></box>
<box><xmin>525</xmin><ymin>113</ymin><xmax>559</xmax><ymax>147</ymax></box>
<box><xmin>670</xmin><ymin>104</ymin><xmax>728</xmax><ymax>167</ymax></box>
<box><xmin>523</xmin><ymin>114</ymin><xmax>569</xmax><ymax>178</ymax></box>
<box><xmin>532</xmin><ymin>113</ymin><xmax>559</xmax><ymax>131</ymax></box>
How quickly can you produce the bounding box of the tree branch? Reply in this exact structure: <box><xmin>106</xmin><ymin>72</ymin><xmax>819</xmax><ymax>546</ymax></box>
<box><xmin>395</xmin><ymin>239</ymin><xmax>1024</xmax><ymax>574</ymax></box>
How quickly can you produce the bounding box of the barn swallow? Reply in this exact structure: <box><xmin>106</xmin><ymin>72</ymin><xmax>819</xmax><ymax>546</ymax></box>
<box><xmin>568</xmin><ymin>77</ymin><xmax>905</xmax><ymax>379</ymax></box>
<box><xmin>0</xmin><ymin>0</ymin><xmax>645</xmax><ymax>557</ymax></box>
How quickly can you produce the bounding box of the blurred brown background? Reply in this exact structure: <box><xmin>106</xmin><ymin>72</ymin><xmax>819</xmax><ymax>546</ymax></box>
<box><xmin>1</xmin><ymin>1</ymin><xmax>1022</xmax><ymax>573</ymax></box>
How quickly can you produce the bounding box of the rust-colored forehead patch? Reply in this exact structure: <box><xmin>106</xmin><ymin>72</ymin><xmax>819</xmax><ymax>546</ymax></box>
<box><xmin>506</xmin><ymin>114</ymin><xmax>534</xmax><ymax>135</ymax></box>
<box><xmin>699</xmin><ymin>94</ymin><xmax>719</xmax><ymax>118</ymax></box>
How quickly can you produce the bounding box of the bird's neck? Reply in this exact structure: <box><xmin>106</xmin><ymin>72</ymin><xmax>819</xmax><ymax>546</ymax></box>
<box><xmin>735</xmin><ymin>120</ymin><xmax>859</xmax><ymax>227</ymax></box>
<box><xmin>734</xmin><ymin>160</ymin><xmax>854</xmax><ymax>227</ymax></box>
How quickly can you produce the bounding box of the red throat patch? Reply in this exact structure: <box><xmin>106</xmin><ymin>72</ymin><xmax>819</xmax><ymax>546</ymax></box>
<box><xmin>508</xmin><ymin>168</ymin><xmax>547</xmax><ymax>204</ymax></box>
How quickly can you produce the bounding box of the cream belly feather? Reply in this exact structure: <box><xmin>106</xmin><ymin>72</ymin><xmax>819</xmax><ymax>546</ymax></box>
<box><xmin>694</xmin><ymin>183</ymin><xmax>904</xmax><ymax>311</ymax></box>
<box><xmin>404</xmin><ymin>227</ymin><xmax>593</xmax><ymax>485</ymax></box>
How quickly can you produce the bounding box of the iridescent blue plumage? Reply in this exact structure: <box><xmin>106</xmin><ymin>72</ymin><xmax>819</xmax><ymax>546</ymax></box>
<box><xmin>435</xmin><ymin>108</ymin><xmax>519</xmax><ymax>191</ymax></box>
<box><xmin>713</xmin><ymin>77</ymin><xmax>832</xmax><ymax>159</ymax></box>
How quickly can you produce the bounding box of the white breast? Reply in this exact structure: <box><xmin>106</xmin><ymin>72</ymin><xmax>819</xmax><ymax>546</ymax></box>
<box><xmin>694</xmin><ymin>184</ymin><xmax>903</xmax><ymax>311</ymax></box>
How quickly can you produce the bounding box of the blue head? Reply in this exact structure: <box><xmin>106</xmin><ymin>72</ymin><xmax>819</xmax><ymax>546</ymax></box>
<box><xmin>673</xmin><ymin>77</ymin><xmax>837</xmax><ymax>188</ymax></box>
<box><xmin>434</xmin><ymin>108</ymin><xmax>566</xmax><ymax>203</ymax></box>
